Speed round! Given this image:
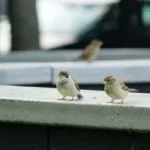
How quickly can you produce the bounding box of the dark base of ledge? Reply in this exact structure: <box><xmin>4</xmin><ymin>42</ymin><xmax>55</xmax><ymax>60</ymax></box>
<box><xmin>0</xmin><ymin>123</ymin><xmax>150</xmax><ymax>150</ymax></box>
<box><xmin>0</xmin><ymin>123</ymin><xmax>48</xmax><ymax>150</ymax></box>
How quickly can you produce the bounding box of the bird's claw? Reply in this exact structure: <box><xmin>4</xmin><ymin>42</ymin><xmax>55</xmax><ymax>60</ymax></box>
<box><xmin>107</xmin><ymin>99</ymin><xmax>114</xmax><ymax>103</ymax></box>
<box><xmin>57</xmin><ymin>97</ymin><xmax>67</xmax><ymax>100</ymax></box>
<box><xmin>115</xmin><ymin>100</ymin><xmax>124</xmax><ymax>104</ymax></box>
<box><xmin>107</xmin><ymin>101</ymin><xmax>113</xmax><ymax>103</ymax></box>
<box><xmin>70</xmin><ymin>97</ymin><xmax>74</xmax><ymax>101</ymax></box>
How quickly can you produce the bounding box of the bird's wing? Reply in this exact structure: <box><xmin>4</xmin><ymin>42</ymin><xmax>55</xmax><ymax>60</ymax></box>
<box><xmin>120</xmin><ymin>81</ymin><xmax>138</xmax><ymax>92</ymax></box>
<box><xmin>71</xmin><ymin>77</ymin><xmax>80</xmax><ymax>91</ymax></box>
<box><xmin>120</xmin><ymin>82</ymin><xmax>129</xmax><ymax>91</ymax></box>
<box><xmin>79</xmin><ymin>45</ymin><xmax>93</xmax><ymax>59</ymax></box>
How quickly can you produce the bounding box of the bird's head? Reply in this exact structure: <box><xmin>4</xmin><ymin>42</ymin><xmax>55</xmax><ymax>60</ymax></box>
<box><xmin>103</xmin><ymin>76</ymin><xmax>117</xmax><ymax>85</ymax></box>
<box><xmin>91</xmin><ymin>39</ymin><xmax>103</xmax><ymax>47</ymax></box>
<box><xmin>57</xmin><ymin>71</ymin><xmax>70</xmax><ymax>82</ymax></box>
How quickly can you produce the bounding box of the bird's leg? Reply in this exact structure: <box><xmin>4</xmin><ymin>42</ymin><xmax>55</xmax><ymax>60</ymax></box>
<box><xmin>107</xmin><ymin>99</ymin><xmax>115</xmax><ymax>103</ymax></box>
<box><xmin>77</xmin><ymin>93</ymin><xmax>84</xmax><ymax>100</ymax></box>
<box><xmin>57</xmin><ymin>96</ymin><xmax>66</xmax><ymax>100</ymax></box>
<box><xmin>120</xmin><ymin>99</ymin><xmax>124</xmax><ymax>104</ymax></box>
<box><xmin>71</xmin><ymin>97</ymin><xmax>74</xmax><ymax>101</ymax></box>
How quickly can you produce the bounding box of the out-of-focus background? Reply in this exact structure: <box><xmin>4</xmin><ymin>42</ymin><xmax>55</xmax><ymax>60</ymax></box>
<box><xmin>1</xmin><ymin>0</ymin><xmax>150</xmax><ymax>53</ymax></box>
<box><xmin>0</xmin><ymin>0</ymin><xmax>150</xmax><ymax>92</ymax></box>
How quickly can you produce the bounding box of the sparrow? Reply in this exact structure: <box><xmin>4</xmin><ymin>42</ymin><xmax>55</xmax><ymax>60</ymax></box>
<box><xmin>74</xmin><ymin>39</ymin><xmax>103</xmax><ymax>62</ymax></box>
<box><xmin>56</xmin><ymin>71</ymin><xmax>84</xmax><ymax>100</ymax></box>
<box><xmin>103</xmin><ymin>76</ymin><xmax>138</xmax><ymax>104</ymax></box>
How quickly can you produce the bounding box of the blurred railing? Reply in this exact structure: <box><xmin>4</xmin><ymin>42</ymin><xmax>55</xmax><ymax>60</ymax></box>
<box><xmin>0</xmin><ymin>58</ymin><xmax>149</xmax><ymax>92</ymax></box>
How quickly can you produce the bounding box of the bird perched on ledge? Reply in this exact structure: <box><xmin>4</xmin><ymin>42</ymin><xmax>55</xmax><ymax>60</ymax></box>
<box><xmin>56</xmin><ymin>71</ymin><xmax>84</xmax><ymax>100</ymax></box>
<box><xmin>103</xmin><ymin>76</ymin><xmax>138</xmax><ymax>104</ymax></box>
<box><xmin>73</xmin><ymin>39</ymin><xmax>103</xmax><ymax>62</ymax></box>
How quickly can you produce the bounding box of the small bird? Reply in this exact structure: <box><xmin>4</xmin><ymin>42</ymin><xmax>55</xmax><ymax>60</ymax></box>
<box><xmin>56</xmin><ymin>71</ymin><xmax>84</xmax><ymax>100</ymax></box>
<box><xmin>74</xmin><ymin>39</ymin><xmax>103</xmax><ymax>62</ymax></box>
<box><xmin>103</xmin><ymin>76</ymin><xmax>138</xmax><ymax>104</ymax></box>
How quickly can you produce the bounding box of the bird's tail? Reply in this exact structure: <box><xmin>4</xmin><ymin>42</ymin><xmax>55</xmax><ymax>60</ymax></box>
<box><xmin>129</xmin><ymin>88</ymin><xmax>139</xmax><ymax>92</ymax></box>
<box><xmin>77</xmin><ymin>93</ymin><xmax>84</xmax><ymax>99</ymax></box>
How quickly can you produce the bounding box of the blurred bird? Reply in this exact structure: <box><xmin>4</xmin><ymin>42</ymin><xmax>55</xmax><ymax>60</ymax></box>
<box><xmin>74</xmin><ymin>39</ymin><xmax>103</xmax><ymax>62</ymax></box>
<box><xmin>56</xmin><ymin>71</ymin><xmax>83</xmax><ymax>100</ymax></box>
<box><xmin>103</xmin><ymin>76</ymin><xmax>138</xmax><ymax>104</ymax></box>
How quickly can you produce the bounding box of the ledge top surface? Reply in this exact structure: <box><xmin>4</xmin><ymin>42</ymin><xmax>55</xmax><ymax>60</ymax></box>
<box><xmin>0</xmin><ymin>85</ymin><xmax>150</xmax><ymax>131</ymax></box>
<box><xmin>0</xmin><ymin>85</ymin><xmax>149</xmax><ymax>107</ymax></box>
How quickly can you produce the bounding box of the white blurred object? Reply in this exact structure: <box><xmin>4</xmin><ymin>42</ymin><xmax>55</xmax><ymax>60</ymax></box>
<box><xmin>0</xmin><ymin>0</ymin><xmax>114</xmax><ymax>54</ymax></box>
<box><xmin>0</xmin><ymin>18</ymin><xmax>10</xmax><ymax>55</ymax></box>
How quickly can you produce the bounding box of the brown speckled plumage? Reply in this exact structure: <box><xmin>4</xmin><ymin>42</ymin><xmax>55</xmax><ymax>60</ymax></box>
<box><xmin>74</xmin><ymin>39</ymin><xmax>103</xmax><ymax>61</ymax></box>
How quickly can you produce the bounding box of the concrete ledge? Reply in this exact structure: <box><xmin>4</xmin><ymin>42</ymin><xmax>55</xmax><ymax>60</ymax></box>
<box><xmin>0</xmin><ymin>85</ymin><xmax>150</xmax><ymax>131</ymax></box>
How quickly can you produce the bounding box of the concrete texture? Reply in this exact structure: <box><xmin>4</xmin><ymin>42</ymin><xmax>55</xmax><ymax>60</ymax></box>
<box><xmin>0</xmin><ymin>85</ymin><xmax>150</xmax><ymax>131</ymax></box>
<box><xmin>0</xmin><ymin>59</ymin><xmax>150</xmax><ymax>85</ymax></box>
